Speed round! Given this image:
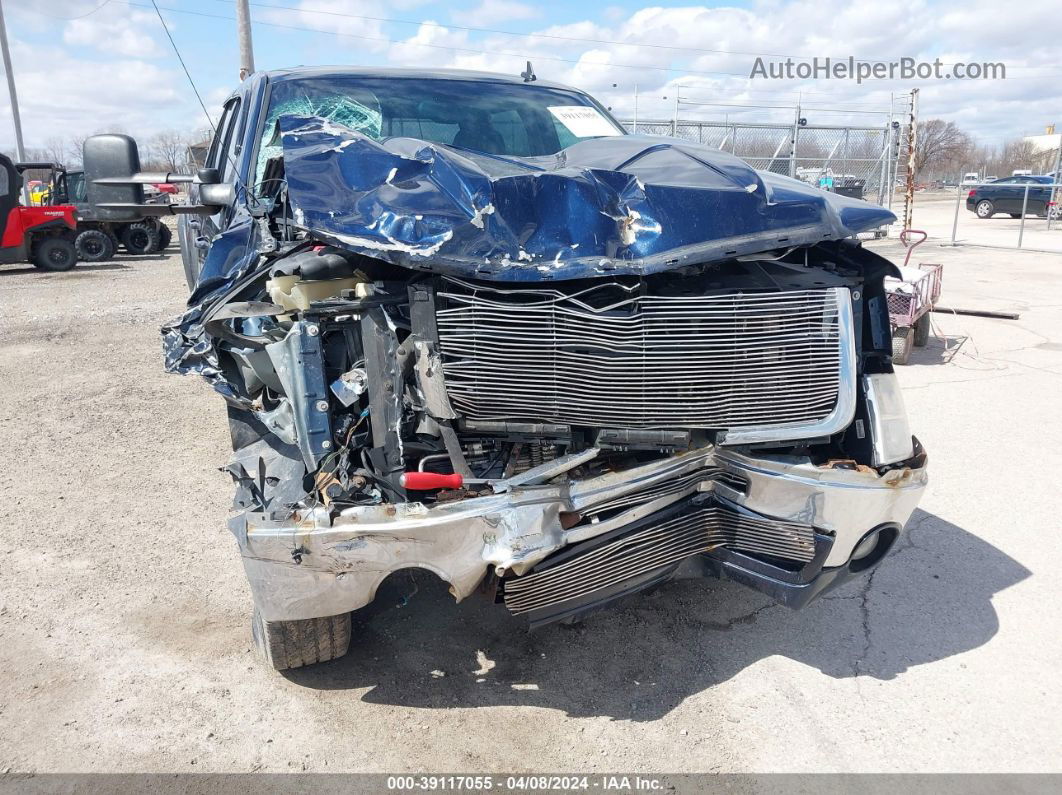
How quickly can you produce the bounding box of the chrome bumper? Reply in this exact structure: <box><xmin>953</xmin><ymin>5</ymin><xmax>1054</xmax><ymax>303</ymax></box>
<box><xmin>235</xmin><ymin>443</ymin><xmax>927</xmax><ymax>622</ymax></box>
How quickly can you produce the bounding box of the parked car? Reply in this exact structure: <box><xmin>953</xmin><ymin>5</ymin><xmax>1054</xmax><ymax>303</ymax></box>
<box><xmin>966</xmin><ymin>175</ymin><xmax>1056</xmax><ymax>218</ymax></box>
<box><xmin>961</xmin><ymin>172</ymin><xmax>982</xmax><ymax>186</ymax></box>
<box><xmin>84</xmin><ymin>67</ymin><xmax>928</xmax><ymax>671</ymax></box>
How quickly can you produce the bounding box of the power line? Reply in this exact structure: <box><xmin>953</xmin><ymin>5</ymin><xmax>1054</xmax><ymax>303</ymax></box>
<box><xmin>149</xmin><ymin>1</ymin><xmax>251</xmax><ymax>197</ymax></box>
<box><xmin>27</xmin><ymin>0</ymin><xmax>112</xmax><ymax>20</ymax></box>
<box><xmin>128</xmin><ymin>2</ymin><xmax>1062</xmax><ymax>84</ymax></box>
<box><xmin>680</xmin><ymin>92</ymin><xmax>904</xmax><ymax>110</ymax></box>
<box><xmin>680</xmin><ymin>100</ymin><xmax>894</xmax><ymax>115</ymax></box>
<box><xmin>23</xmin><ymin>0</ymin><xmax>1062</xmax><ymax>80</ymax></box>
<box><xmin>731</xmin><ymin>88</ymin><xmax>911</xmax><ymax>98</ymax></box>
<box><xmin>612</xmin><ymin>82</ymin><xmax>913</xmax><ymax>101</ymax></box>
<box><xmin>128</xmin><ymin>3</ymin><xmax>750</xmax><ymax>79</ymax></box>
<box><xmin>222</xmin><ymin>0</ymin><xmax>864</xmax><ymax>62</ymax></box>
<box><xmin>214</xmin><ymin>0</ymin><xmax>1062</xmax><ymax>74</ymax></box>
<box><xmin>148</xmin><ymin>1</ymin><xmax>217</xmax><ymax>132</ymax></box>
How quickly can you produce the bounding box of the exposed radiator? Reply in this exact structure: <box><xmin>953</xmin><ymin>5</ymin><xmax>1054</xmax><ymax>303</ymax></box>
<box><xmin>436</xmin><ymin>279</ymin><xmax>853</xmax><ymax>437</ymax></box>
<box><xmin>503</xmin><ymin>502</ymin><xmax>816</xmax><ymax>616</ymax></box>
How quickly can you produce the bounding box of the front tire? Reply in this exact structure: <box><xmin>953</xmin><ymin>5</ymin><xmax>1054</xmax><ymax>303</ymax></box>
<box><xmin>75</xmin><ymin>229</ymin><xmax>116</xmax><ymax>262</ymax></box>
<box><xmin>156</xmin><ymin>223</ymin><xmax>173</xmax><ymax>251</ymax></box>
<box><xmin>913</xmin><ymin>313</ymin><xmax>931</xmax><ymax>347</ymax></box>
<box><xmin>892</xmin><ymin>326</ymin><xmax>913</xmax><ymax>364</ymax></box>
<box><xmin>120</xmin><ymin>222</ymin><xmax>161</xmax><ymax>255</ymax></box>
<box><xmin>976</xmin><ymin>200</ymin><xmax>995</xmax><ymax>218</ymax></box>
<box><xmin>32</xmin><ymin>237</ymin><xmax>78</xmax><ymax>272</ymax></box>
<box><xmin>252</xmin><ymin>608</ymin><xmax>352</xmax><ymax>671</ymax></box>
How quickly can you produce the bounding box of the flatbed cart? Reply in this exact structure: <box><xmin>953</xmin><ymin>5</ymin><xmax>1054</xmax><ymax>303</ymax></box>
<box><xmin>886</xmin><ymin>229</ymin><xmax>943</xmax><ymax>365</ymax></box>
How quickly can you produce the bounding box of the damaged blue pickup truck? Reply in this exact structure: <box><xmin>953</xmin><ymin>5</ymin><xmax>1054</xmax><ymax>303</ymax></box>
<box><xmin>84</xmin><ymin>67</ymin><xmax>927</xmax><ymax>671</ymax></box>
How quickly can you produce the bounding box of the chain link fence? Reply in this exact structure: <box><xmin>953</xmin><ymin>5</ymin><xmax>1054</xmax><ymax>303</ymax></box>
<box><xmin>620</xmin><ymin>119</ymin><xmax>906</xmax><ymax>210</ymax></box>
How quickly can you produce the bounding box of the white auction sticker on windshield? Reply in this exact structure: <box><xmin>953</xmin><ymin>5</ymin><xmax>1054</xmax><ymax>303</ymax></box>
<box><xmin>548</xmin><ymin>106</ymin><xmax>619</xmax><ymax>137</ymax></box>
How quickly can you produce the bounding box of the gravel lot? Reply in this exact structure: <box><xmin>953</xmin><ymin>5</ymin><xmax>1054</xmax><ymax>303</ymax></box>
<box><xmin>1</xmin><ymin>225</ymin><xmax>1060</xmax><ymax>774</ymax></box>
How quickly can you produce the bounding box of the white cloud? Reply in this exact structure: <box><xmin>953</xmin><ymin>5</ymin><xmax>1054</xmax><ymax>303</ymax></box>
<box><xmin>257</xmin><ymin>0</ymin><xmax>431</xmax><ymax>55</ymax></box>
<box><xmin>5</xmin><ymin>0</ymin><xmax>1061</xmax><ymax>150</ymax></box>
<box><xmin>62</xmin><ymin>9</ymin><xmax>163</xmax><ymax>58</ymax></box>
<box><xmin>379</xmin><ymin>0</ymin><xmax>1062</xmax><ymax>143</ymax></box>
<box><xmin>451</xmin><ymin>1</ymin><xmax>540</xmax><ymax>28</ymax></box>
<box><xmin>386</xmin><ymin>22</ymin><xmax>474</xmax><ymax>68</ymax></box>
<box><xmin>0</xmin><ymin>40</ymin><xmax>197</xmax><ymax>152</ymax></box>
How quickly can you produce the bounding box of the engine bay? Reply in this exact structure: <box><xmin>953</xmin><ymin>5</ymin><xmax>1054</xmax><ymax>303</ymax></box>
<box><xmin>167</xmin><ymin>235</ymin><xmax>898</xmax><ymax>522</ymax></box>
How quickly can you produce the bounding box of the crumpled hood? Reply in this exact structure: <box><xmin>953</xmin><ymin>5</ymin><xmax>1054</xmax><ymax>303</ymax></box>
<box><xmin>279</xmin><ymin>115</ymin><xmax>895</xmax><ymax>281</ymax></box>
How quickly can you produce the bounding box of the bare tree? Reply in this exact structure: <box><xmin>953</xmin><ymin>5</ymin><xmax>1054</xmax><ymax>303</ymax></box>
<box><xmin>42</xmin><ymin>137</ymin><xmax>68</xmax><ymax>168</ymax></box>
<box><xmin>968</xmin><ymin>138</ymin><xmax>1044</xmax><ymax>178</ymax></box>
<box><xmin>65</xmin><ymin>127</ymin><xmax>132</xmax><ymax>169</ymax></box>
<box><xmin>66</xmin><ymin>133</ymin><xmax>90</xmax><ymax>168</ymax></box>
<box><xmin>148</xmin><ymin>130</ymin><xmax>190</xmax><ymax>173</ymax></box>
<box><xmin>914</xmin><ymin>119</ymin><xmax>973</xmax><ymax>177</ymax></box>
<box><xmin>998</xmin><ymin>139</ymin><xmax>1038</xmax><ymax>175</ymax></box>
<box><xmin>16</xmin><ymin>147</ymin><xmax>57</xmax><ymax>195</ymax></box>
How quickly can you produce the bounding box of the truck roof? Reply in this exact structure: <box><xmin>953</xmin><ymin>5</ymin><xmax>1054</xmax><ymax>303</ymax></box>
<box><xmin>257</xmin><ymin>65</ymin><xmax>582</xmax><ymax>94</ymax></box>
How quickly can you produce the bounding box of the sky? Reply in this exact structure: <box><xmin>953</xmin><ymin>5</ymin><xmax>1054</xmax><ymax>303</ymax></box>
<box><xmin>1</xmin><ymin>0</ymin><xmax>1059</xmax><ymax>153</ymax></box>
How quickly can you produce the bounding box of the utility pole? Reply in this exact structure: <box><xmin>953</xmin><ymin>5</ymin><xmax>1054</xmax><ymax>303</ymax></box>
<box><xmin>0</xmin><ymin>0</ymin><xmax>29</xmax><ymax>204</ymax></box>
<box><xmin>1048</xmin><ymin>131</ymin><xmax>1062</xmax><ymax>231</ymax></box>
<box><xmin>789</xmin><ymin>99</ymin><xmax>801</xmax><ymax>178</ymax></box>
<box><xmin>877</xmin><ymin>119</ymin><xmax>890</xmax><ymax>206</ymax></box>
<box><xmin>671</xmin><ymin>85</ymin><xmax>688</xmax><ymax>137</ymax></box>
<box><xmin>235</xmin><ymin>0</ymin><xmax>255</xmax><ymax>81</ymax></box>
<box><xmin>632</xmin><ymin>84</ymin><xmax>638</xmax><ymax>134</ymax></box>
<box><xmin>886</xmin><ymin>92</ymin><xmax>896</xmax><ymax>210</ymax></box>
<box><xmin>889</xmin><ymin>118</ymin><xmax>901</xmax><ymax>212</ymax></box>
<box><xmin>903</xmin><ymin>88</ymin><xmax>919</xmax><ymax>231</ymax></box>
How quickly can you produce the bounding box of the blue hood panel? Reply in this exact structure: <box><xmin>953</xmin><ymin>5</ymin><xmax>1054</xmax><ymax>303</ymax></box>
<box><xmin>280</xmin><ymin>116</ymin><xmax>895</xmax><ymax>281</ymax></box>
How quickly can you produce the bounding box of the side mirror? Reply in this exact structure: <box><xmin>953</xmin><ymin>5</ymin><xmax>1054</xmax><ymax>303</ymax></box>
<box><xmin>83</xmin><ymin>134</ymin><xmax>145</xmax><ymax>221</ymax></box>
<box><xmin>81</xmin><ymin>134</ymin><xmax>230</xmax><ymax>216</ymax></box>
<box><xmin>200</xmin><ymin>182</ymin><xmax>237</xmax><ymax>206</ymax></box>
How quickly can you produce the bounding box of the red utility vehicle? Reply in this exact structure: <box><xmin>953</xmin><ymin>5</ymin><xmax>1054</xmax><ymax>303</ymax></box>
<box><xmin>0</xmin><ymin>154</ymin><xmax>79</xmax><ymax>271</ymax></box>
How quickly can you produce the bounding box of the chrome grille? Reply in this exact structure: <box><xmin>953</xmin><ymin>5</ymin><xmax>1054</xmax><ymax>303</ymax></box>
<box><xmin>503</xmin><ymin>503</ymin><xmax>816</xmax><ymax>615</ymax></box>
<box><xmin>436</xmin><ymin>279</ymin><xmax>853</xmax><ymax>435</ymax></box>
<box><xmin>581</xmin><ymin>469</ymin><xmax>720</xmax><ymax>520</ymax></box>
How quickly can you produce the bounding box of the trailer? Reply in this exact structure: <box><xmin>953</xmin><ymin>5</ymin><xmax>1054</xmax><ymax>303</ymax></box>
<box><xmin>886</xmin><ymin>230</ymin><xmax>943</xmax><ymax>364</ymax></box>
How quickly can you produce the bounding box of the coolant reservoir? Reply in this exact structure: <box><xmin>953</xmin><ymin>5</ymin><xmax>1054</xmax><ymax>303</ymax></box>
<box><xmin>266</xmin><ymin>274</ymin><xmax>372</xmax><ymax>312</ymax></box>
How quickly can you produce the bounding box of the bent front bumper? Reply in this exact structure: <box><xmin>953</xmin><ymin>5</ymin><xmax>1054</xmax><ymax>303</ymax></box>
<box><xmin>234</xmin><ymin>442</ymin><xmax>927</xmax><ymax>623</ymax></box>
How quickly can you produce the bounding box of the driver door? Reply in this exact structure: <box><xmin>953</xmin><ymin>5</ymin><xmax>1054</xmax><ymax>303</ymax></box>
<box><xmin>179</xmin><ymin>95</ymin><xmax>243</xmax><ymax>290</ymax></box>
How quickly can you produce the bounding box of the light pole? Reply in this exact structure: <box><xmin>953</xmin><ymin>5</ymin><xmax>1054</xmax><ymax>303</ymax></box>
<box><xmin>0</xmin><ymin>0</ymin><xmax>30</xmax><ymax>204</ymax></box>
<box><xmin>662</xmin><ymin>85</ymin><xmax>685</xmax><ymax>137</ymax></box>
<box><xmin>673</xmin><ymin>85</ymin><xmax>683</xmax><ymax>136</ymax></box>
<box><xmin>612</xmin><ymin>83</ymin><xmax>639</xmax><ymax>133</ymax></box>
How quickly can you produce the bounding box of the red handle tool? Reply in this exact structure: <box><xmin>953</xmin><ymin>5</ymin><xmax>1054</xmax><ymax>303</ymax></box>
<box><xmin>400</xmin><ymin>472</ymin><xmax>489</xmax><ymax>490</ymax></box>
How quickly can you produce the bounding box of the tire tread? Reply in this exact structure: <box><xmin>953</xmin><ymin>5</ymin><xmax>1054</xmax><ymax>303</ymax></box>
<box><xmin>892</xmin><ymin>326</ymin><xmax>913</xmax><ymax>364</ymax></box>
<box><xmin>253</xmin><ymin>610</ymin><xmax>351</xmax><ymax>671</ymax></box>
